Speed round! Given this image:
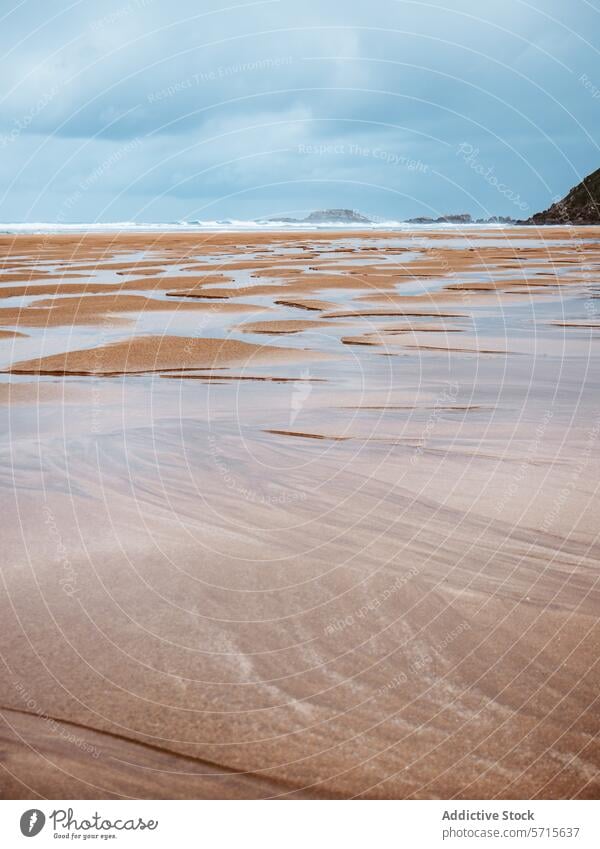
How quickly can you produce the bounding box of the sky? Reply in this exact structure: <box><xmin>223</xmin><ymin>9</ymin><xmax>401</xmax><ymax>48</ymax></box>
<box><xmin>1</xmin><ymin>0</ymin><xmax>599</xmax><ymax>223</ymax></box>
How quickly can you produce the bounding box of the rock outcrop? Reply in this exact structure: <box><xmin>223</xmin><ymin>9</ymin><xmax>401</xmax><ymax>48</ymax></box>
<box><xmin>528</xmin><ymin>168</ymin><xmax>600</xmax><ymax>225</ymax></box>
<box><xmin>406</xmin><ymin>214</ymin><xmax>472</xmax><ymax>224</ymax></box>
<box><xmin>269</xmin><ymin>209</ymin><xmax>372</xmax><ymax>224</ymax></box>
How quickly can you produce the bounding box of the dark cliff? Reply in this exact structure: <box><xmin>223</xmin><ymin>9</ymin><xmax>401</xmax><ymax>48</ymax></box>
<box><xmin>528</xmin><ymin>168</ymin><xmax>600</xmax><ymax>224</ymax></box>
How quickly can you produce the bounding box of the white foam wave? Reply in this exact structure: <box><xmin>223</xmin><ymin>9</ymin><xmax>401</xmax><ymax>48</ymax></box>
<box><xmin>0</xmin><ymin>219</ymin><xmax>513</xmax><ymax>234</ymax></box>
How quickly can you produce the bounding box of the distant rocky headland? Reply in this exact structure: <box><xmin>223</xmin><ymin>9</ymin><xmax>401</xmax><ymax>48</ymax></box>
<box><xmin>527</xmin><ymin>167</ymin><xmax>600</xmax><ymax>225</ymax></box>
<box><xmin>265</xmin><ymin>182</ymin><xmax>600</xmax><ymax>227</ymax></box>
<box><xmin>269</xmin><ymin>209</ymin><xmax>372</xmax><ymax>224</ymax></box>
<box><xmin>268</xmin><ymin>209</ymin><xmax>519</xmax><ymax>225</ymax></box>
<box><xmin>406</xmin><ymin>214</ymin><xmax>517</xmax><ymax>224</ymax></box>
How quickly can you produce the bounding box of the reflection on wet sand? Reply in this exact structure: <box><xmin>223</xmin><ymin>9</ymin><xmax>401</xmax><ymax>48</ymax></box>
<box><xmin>0</xmin><ymin>227</ymin><xmax>599</xmax><ymax>799</ymax></box>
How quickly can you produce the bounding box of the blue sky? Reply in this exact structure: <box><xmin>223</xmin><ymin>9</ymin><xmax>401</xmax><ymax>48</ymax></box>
<box><xmin>1</xmin><ymin>0</ymin><xmax>599</xmax><ymax>222</ymax></box>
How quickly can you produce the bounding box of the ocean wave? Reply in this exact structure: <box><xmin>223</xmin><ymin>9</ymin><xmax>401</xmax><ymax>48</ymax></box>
<box><xmin>0</xmin><ymin>219</ymin><xmax>513</xmax><ymax>234</ymax></box>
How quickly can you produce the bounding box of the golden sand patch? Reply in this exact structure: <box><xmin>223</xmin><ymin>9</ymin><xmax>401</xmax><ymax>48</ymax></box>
<box><xmin>237</xmin><ymin>319</ymin><xmax>330</xmax><ymax>335</ymax></box>
<box><xmin>7</xmin><ymin>334</ymin><xmax>326</xmax><ymax>376</ymax></box>
<box><xmin>0</xmin><ymin>294</ymin><xmax>262</xmax><ymax>328</ymax></box>
<box><xmin>274</xmin><ymin>298</ymin><xmax>337</xmax><ymax>311</ymax></box>
<box><xmin>0</xmin><ymin>329</ymin><xmax>26</xmax><ymax>339</ymax></box>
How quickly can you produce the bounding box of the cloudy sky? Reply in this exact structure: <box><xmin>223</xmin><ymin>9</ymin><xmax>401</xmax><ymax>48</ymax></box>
<box><xmin>1</xmin><ymin>0</ymin><xmax>599</xmax><ymax>222</ymax></box>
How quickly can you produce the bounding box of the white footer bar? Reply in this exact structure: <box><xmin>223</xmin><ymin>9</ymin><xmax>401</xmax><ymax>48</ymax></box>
<box><xmin>0</xmin><ymin>799</ymin><xmax>597</xmax><ymax>848</ymax></box>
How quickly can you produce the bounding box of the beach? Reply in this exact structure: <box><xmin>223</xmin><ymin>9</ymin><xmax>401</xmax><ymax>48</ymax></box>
<box><xmin>0</xmin><ymin>226</ymin><xmax>598</xmax><ymax>799</ymax></box>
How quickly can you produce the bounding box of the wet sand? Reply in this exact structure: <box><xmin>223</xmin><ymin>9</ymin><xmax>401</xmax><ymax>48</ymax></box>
<box><xmin>7</xmin><ymin>335</ymin><xmax>324</xmax><ymax>376</ymax></box>
<box><xmin>0</xmin><ymin>227</ymin><xmax>599</xmax><ymax>799</ymax></box>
